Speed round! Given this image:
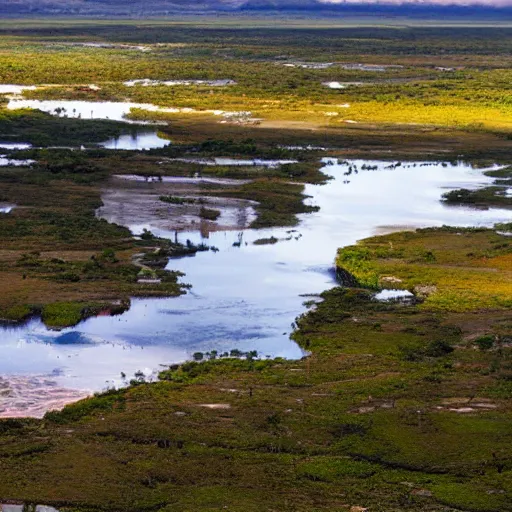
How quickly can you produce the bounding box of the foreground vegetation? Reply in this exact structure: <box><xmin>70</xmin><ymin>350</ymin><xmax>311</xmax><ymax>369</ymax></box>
<box><xmin>0</xmin><ymin>225</ymin><xmax>510</xmax><ymax>511</ymax></box>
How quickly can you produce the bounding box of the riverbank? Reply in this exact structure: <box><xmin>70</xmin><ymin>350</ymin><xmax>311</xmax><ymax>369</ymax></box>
<box><xmin>1</xmin><ymin>158</ymin><xmax>510</xmax><ymax>414</ymax></box>
<box><xmin>0</xmin><ymin>223</ymin><xmax>510</xmax><ymax>511</ymax></box>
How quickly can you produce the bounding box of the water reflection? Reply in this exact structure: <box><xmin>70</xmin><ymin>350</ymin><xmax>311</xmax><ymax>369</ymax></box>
<box><xmin>7</xmin><ymin>99</ymin><xmax>157</xmax><ymax>122</ymax></box>
<box><xmin>1</xmin><ymin>505</ymin><xmax>59</xmax><ymax>512</ymax></box>
<box><xmin>0</xmin><ymin>159</ymin><xmax>511</xmax><ymax>416</ymax></box>
<box><xmin>100</xmin><ymin>132</ymin><xmax>170</xmax><ymax>150</ymax></box>
<box><xmin>0</xmin><ymin>204</ymin><xmax>15</xmax><ymax>214</ymax></box>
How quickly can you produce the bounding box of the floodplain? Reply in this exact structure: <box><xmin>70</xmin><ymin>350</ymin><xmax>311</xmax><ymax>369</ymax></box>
<box><xmin>0</xmin><ymin>17</ymin><xmax>511</xmax><ymax>512</ymax></box>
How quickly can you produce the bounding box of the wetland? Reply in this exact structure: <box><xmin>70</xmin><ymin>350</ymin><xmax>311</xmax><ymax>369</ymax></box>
<box><xmin>0</xmin><ymin>18</ymin><xmax>511</xmax><ymax>512</ymax></box>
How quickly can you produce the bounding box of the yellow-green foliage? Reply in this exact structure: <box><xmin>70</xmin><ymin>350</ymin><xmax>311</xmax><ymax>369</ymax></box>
<box><xmin>40</xmin><ymin>301</ymin><xmax>86</xmax><ymax>327</ymax></box>
<box><xmin>336</xmin><ymin>245</ymin><xmax>380</xmax><ymax>288</ymax></box>
<box><xmin>1</xmin><ymin>23</ymin><xmax>512</xmax><ymax>133</ymax></box>
<box><xmin>335</xmin><ymin>101</ymin><xmax>512</xmax><ymax>131</ymax></box>
<box><xmin>1</xmin><ymin>304</ymin><xmax>32</xmax><ymax>322</ymax></box>
<box><xmin>337</xmin><ymin>228</ymin><xmax>512</xmax><ymax>311</ymax></box>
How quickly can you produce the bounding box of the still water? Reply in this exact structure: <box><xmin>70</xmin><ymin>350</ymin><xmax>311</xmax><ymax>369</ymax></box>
<box><xmin>0</xmin><ymin>159</ymin><xmax>510</xmax><ymax>417</ymax></box>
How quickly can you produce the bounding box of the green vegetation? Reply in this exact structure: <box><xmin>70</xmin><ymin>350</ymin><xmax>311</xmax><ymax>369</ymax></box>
<box><xmin>336</xmin><ymin>226</ymin><xmax>512</xmax><ymax>311</ymax></box>
<box><xmin>159</xmin><ymin>195</ymin><xmax>198</xmax><ymax>205</ymax></box>
<box><xmin>1</xmin><ymin>22</ymin><xmax>512</xmax><ymax>135</ymax></box>
<box><xmin>440</xmin><ymin>165</ymin><xmax>512</xmax><ymax>207</ymax></box>
<box><xmin>253</xmin><ymin>236</ymin><xmax>278</xmax><ymax>245</ymax></box>
<box><xmin>0</xmin><ymin>151</ymin><xmax>190</xmax><ymax>326</ymax></box>
<box><xmin>199</xmin><ymin>206</ymin><xmax>221</xmax><ymax>221</ymax></box>
<box><xmin>219</xmin><ymin>179</ymin><xmax>319</xmax><ymax>227</ymax></box>
<box><xmin>0</xmin><ymin>109</ymin><xmax>127</xmax><ymax>146</ymax></box>
<box><xmin>40</xmin><ymin>300</ymin><xmax>128</xmax><ymax>329</ymax></box>
<box><xmin>0</xmin><ymin>18</ymin><xmax>511</xmax><ymax>511</ymax></box>
<box><xmin>0</xmin><ymin>227</ymin><xmax>510</xmax><ymax>511</ymax></box>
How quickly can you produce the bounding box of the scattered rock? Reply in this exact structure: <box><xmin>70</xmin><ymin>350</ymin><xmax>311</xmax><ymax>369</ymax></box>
<box><xmin>414</xmin><ymin>285</ymin><xmax>437</xmax><ymax>297</ymax></box>
<box><xmin>137</xmin><ymin>278</ymin><xmax>162</xmax><ymax>284</ymax></box>
<box><xmin>357</xmin><ymin>406</ymin><xmax>376</xmax><ymax>414</ymax></box>
<box><xmin>411</xmin><ymin>489</ymin><xmax>433</xmax><ymax>497</ymax></box>
<box><xmin>441</xmin><ymin>398</ymin><xmax>470</xmax><ymax>406</ymax></box>
<box><xmin>198</xmin><ymin>403</ymin><xmax>231</xmax><ymax>410</ymax></box>
<box><xmin>381</xmin><ymin>276</ymin><xmax>403</xmax><ymax>284</ymax></box>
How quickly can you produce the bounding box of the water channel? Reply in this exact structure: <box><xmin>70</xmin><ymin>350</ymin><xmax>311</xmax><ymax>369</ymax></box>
<box><xmin>1</xmin><ymin>158</ymin><xmax>511</xmax><ymax>417</ymax></box>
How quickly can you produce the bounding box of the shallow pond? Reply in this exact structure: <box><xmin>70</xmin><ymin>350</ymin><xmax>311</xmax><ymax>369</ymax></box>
<box><xmin>0</xmin><ymin>204</ymin><xmax>15</xmax><ymax>214</ymax></box>
<box><xmin>1</xmin><ymin>505</ymin><xmax>59</xmax><ymax>512</ymax></box>
<box><xmin>7</xmin><ymin>98</ymin><xmax>225</xmax><ymax>123</ymax></box>
<box><xmin>169</xmin><ymin>157</ymin><xmax>298</xmax><ymax>168</ymax></box>
<box><xmin>7</xmin><ymin>99</ymin><xmax>157</xmax><ymax>122</ymax></box>
<box><xmin>6</xmin><ymin>99</ymin><xmax>218</xmax><ymax>150</ymax></box>
<box><xmin>0</xmin><ymin>84</ymin><xmax>37</xmax><ymax>95</ymax></box>
<box><xmin>124</xmin><ymin>79</ymin><xmax>235</xmax><ymax>87</ymax></box>
<box><xmin>375</xmin><ymin>289</ymin><xmax>415</xmax><ymax>301</ymax></box>
<box><xmin>0</xmin><ymin>143</ymin><xmax>32</xmax><ymax>150</ymax></box>
<box><xmin>100</xmin><ymin>132</ymin><xmax>170</xmax><ymax>150</ymax></box>
<box><xmin>0</xmin><ymin>157</ymin><xmax>35</xmax><ymax>167</ymax></box>
<box><xmin>324</xmin><ymin>81</ymin><xmax>346</xmax><ymax>89</ymax></box>
<box><xmin>1</xmin><ymin>159</ymin><xmax>511</xmax><ymax>417</ymax></box>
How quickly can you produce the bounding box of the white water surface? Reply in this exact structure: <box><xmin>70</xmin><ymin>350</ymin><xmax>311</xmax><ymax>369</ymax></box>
<box><xmin>100</xmin><ymin>132</ymin><xmax>170</xmax><ymax>150</ymax></box>
<box><xmin>7</xmin><ymin>98</ymin><xmax>227</xmax><ymax>123</ymax></box>
<box><xmin>0</xmin><ymin>204</ymin><xmax>15</xmax><ymax>214</ymax></box>
<box><xmin>0</xmin><ymin>159</ymin><xmax>511</xmax><ymax>417</ymax></box>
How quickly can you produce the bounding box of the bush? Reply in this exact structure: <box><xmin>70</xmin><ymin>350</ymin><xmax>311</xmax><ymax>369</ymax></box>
<box><xmin>424</xmin><ymin>339</ymin><xmax>454</xmax><ymax>357</ymax></box>
<box><xmin>54</xmin><ymin>272</ymin><xmax>81</xmax><ymax>282</ymax></box>
<box><xmin>199</xmin><ymin>207</ymin><xmax>221</xmax><ymax>221</ymax></box>
<box><xmin>475</xmin><ymin>335</ymin><xmax>495</xmax><ymax>351</ymax></box>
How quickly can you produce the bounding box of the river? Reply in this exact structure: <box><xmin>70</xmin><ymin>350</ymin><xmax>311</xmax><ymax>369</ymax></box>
<box><xmin>0</xmin><ymin>158</ymin><xmax>511</xmax><ymax>418</ymax></box>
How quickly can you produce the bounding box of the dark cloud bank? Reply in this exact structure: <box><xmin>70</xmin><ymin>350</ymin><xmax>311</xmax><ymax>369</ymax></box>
<box><xmin>1</xmin><ymin>0</ymin><xmax>512</xmax><ymax>18</ymax></box>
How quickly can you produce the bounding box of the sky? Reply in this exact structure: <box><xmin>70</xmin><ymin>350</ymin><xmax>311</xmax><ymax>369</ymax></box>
<box><xmin>319</xmin><ymin>0</ymin><xmax>512</xmax><ymax>5</ymax></box>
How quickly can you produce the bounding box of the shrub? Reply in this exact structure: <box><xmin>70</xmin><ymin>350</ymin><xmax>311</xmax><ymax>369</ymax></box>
<box><xmin>199</xmin><ymin>207</ymin><xmax>221</xmax><ymax>221</ymax></box>
<box><xmin>475</xmin><ymin>335</ymin><xmax>495</xmax><ymax>351</ymax></box>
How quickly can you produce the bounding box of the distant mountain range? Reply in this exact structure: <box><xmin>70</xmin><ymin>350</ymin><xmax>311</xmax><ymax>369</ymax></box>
<box><xmin>1</xmin><ymin>0</ymin><xmax>512</xmax><ymax>17</ymax></box>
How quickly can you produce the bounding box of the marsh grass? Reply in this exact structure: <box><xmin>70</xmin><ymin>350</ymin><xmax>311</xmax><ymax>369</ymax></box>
<box><xmin>0</xmin><ymin>21</ymin><xmax>511</xmax><ymax>510</ymax></box>
<box><xmin>0</xmin><ymin>227</ymin><xmax>510</xmax><ymax>511</ymax></box>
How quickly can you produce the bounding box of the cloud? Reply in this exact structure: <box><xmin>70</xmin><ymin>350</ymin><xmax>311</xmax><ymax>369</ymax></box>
<box><xmin>318</xmin><ymin>0</ymin><xmax>512</xmax><ymax>5</ymax></box>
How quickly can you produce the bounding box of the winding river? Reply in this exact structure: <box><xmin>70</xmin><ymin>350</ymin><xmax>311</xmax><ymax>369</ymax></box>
<box><xmin>1</xmin><ymin>158</ymin><xmax>511</xmax><ymax>418</ymax></box>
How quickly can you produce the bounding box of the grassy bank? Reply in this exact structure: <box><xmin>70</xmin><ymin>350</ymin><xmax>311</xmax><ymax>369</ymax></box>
<box><xmin>0</xmin><ymin>225</ymin><xmax>510</xmax><ymax>510</ymax></box>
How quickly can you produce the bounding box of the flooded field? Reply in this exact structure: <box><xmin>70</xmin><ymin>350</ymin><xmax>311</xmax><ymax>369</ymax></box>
<box><xmin>0</xmin><ymin>159</ymin><xmax>511</xmax><ymax>417</ymax></box>
<box><xmin>98</xmin><ymin>175</ymin><xmax>257</xmax><ymax>233</ymax></box>
<box><xmin>100</xmin><ymin>132</ymin><xmax>170</xmax><ymax>150</ymax></box>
